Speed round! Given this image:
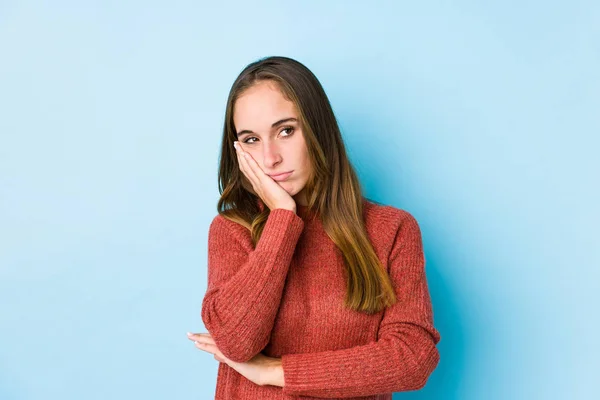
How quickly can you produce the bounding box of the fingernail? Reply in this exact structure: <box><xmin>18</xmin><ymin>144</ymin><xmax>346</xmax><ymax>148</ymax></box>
<box><xmin>187</xmin><ymin>332</ymin><xmax>192</xmax><ymax>336</ymax></box>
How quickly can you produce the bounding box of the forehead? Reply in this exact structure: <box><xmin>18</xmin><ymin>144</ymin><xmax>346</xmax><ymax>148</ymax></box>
<box><xmin>233</xmin><ymin>81</ymin><xmax>298</xmax><ymax>129</ymax></box>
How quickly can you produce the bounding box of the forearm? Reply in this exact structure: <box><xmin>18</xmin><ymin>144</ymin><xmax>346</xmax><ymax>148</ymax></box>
<box><xmin>201</xmin><ymin>262</ymin><xmax>289</xmax><ymax>362</ymax></box>
<box><xmin>279</xmin><ymin>328</ymin><xmax>440</xmax><ymax>397</ymax></box>
<box><xmin>203</xmin><ymin>210</ymin><xmax>304</xmax><ymax>363</ymax></box>
<box><xmin>264</xmin><ymin>358</ymin><xmax>285</xmax><ymax>387</ymax></box>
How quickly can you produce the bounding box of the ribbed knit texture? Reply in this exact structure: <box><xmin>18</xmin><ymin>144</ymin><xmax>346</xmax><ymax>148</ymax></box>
<box><xmin>201</xmin><ymin>198</ymin><xmax>441</xmax><ymax>399</ymax></box>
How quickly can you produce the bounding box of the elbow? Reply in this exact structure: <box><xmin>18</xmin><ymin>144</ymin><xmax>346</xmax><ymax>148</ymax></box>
<box><xmin>200</xmin><ymin>295</ymin><xmax>221</xmax><ymax>338</ymax></box>
<box><xmin>220</xmin><ymin>344</ymin><xmax>262</xmax><ymax>363</ymax></box>
<box><xmin>409</xmin><ymin>345</ymin><xmax>440</xmax><ymax>390</ymax></box>
<box><xmin>200</xmin><ymin>294</ymin><xmax>218</xmax><ymax>326</ymax></box>
<box><xmin>212</xmin><ymin>332</ymin><xmax>268</xmax><ymax>363</ymax></box>
<box><xmin>200</xmin><ymin>298</ymin><xmax>268</xmax><ymax>363</ymax></box>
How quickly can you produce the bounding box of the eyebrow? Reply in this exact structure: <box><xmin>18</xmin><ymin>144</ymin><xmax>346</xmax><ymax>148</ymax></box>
<box><xmin>236</xmin><ymin>117</ymin><xmax>297</xmax><ymax>137</ymax></box>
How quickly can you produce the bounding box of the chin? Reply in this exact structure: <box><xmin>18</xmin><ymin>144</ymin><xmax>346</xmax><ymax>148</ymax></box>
<box><xmin>282</xmin><ymin>184</ymin><xmax>295</xmax><ymax>194</ymax></box>
<box><xmin>278</xmin><ymin>182</ymin><xmax>297</xmax><ymax>194</ymax></box>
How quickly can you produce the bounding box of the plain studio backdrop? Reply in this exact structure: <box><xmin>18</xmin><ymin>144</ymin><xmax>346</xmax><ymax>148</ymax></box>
<box><xmin>0</xmin><ymin>1</ymin><xmax>598</xmax><ymax>399</ymax></box>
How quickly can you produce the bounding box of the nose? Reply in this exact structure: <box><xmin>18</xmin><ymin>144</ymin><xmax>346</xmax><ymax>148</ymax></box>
<box><xmin>262</xmin><ymin>140</ymin><xmax>283</xmax><ymax>169</ymax></box>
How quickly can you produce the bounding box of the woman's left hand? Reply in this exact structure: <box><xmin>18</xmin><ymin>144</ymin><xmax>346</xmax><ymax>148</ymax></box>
<box><xmin>187</xmin><ymin>332</ymin><xmax>282</xmax><ymax>387</ymax></box>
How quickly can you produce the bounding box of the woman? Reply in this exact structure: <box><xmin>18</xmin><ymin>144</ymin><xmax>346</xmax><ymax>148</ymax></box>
<box><xmin>187</xmin><ymin>56</ymin><xmax>441</xmax><ymax>399</ymax></box>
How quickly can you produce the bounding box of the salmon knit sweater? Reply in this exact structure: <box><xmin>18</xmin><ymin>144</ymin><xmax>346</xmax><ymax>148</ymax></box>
<box><xmin>201</xmin><ymin>198</ymin><xmax>441</xmax><ymax>399</ymax></box>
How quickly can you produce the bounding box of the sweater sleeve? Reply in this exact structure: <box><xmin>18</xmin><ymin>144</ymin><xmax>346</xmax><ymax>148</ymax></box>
<box><xmin>280</xmin><ymin>211</ymin><xmax>441</xmax><ymax>398</ymax></box>
<box><xmin>201</xmin><ymin>208</ymin><xmax>304</xmax><ymax>363</ymax></box>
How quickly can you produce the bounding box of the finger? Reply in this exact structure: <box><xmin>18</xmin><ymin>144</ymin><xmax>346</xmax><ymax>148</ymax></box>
<box><xmin>187</xmin><ymin>332</ymin><xmax>214</xmax><ymax>343</ymax></box>
<box><xmin>234</xmin><ymin>142</ymin><xmax>257</xmax><ymax>185</ymax></box>
<box><xmin>195</xmin><ymin>341</ymin><xmax>227</xmax><ymax>363</ymax></box>
<box><xmin>214</xmin><ymin>354</ymin><xmax>226</xmax><ymax>363</ymax></box>
<box><xmin>242</xmin><ymin>146</ymin><xmax>267</xmax><ymax>180</ymax></box>
<box><xmin>233</xmin><ymin>141</ymin><xmax>244</xmax><ymax>171</ymax></box>
<box><xmin>240</xmin><ymin>148</ymin><xmax>271</xmax><ymax>190</ymax></box>
<box><xmin>236</xmin><ymin>142</ymin><xmax>259</xmax><ymax>183</ymax></box>
<box><xmin>237</xmin><ymin>142</ymin><xmax>258</xmax><ymax>183</ymax></box>
<box><xmin>195</xmin><ymin>341</ymin><xmax>217</xmax><ymax>354</ymax></box>
<box><xmin>189</xmin><ymin>338</ymin><xmax>216</xmax><ymax>346</ymax></box>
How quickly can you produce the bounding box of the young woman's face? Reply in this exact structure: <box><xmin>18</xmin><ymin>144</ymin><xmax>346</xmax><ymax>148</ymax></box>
<box><xmin>233</xmin><ymin>80</ymin><xmax>312</xmax><ymax>205</ymax></box>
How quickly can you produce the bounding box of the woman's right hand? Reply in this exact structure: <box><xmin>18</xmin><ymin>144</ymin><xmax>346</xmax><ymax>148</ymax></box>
<box><xmin>234</xmin><ymin>141</ymin><xmax>297</xmax><ymax>213</ymax></box>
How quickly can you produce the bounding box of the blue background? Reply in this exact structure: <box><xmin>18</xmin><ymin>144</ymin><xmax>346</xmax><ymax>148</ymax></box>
<box><xmin>1</xmin><ymin>1</ymin><xmax>598</xmax><ymax>399</ymax></box>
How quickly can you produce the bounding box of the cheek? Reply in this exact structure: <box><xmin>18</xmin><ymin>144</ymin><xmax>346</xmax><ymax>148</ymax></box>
<box><xmin>247</xmin><ymin>149</ymin><xmax>263</xmax><ymax>163</ymax></box>
<box><xmin>300</xmin><ymin>152</ymin><xmax>311</xmax><ymax>175</ymax></box>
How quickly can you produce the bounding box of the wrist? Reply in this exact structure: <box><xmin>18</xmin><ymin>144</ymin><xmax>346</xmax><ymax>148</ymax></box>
<box><xmin>275</xmin><ymin>206</ymin><xmax>296</xmax><ymax>214</ymax></box>
<box><xmin>264</xmin><ymin>358</ymin><xmax>284</xmax><ymax>387</ymax></box>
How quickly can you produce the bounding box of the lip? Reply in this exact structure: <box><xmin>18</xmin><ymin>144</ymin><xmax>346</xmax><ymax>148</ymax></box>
<box><xmin>268</xmin><ymin>171</ymin><xmax>293</xmax><ymax>181</ymax></box>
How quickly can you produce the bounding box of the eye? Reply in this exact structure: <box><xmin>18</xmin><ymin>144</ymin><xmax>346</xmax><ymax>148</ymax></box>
<box><xmin>281</xmin><ymin>126</ymin><xmax>295</xmax><ymax>137</ymax></box>
<box><xmin>241</xmin><ymin>127</ymin><xmax>295</xmax><ymax>144</ymax></box>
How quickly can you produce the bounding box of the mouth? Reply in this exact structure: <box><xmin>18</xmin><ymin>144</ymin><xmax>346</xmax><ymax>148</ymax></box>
<box><xmin>268</xmin><ymin>171</ymin><xmax>293</xmax><ymax>182</ymax></box>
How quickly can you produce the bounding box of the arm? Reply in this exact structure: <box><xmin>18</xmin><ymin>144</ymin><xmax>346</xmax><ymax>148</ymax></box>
<box><xmin>201</xmin><ymin>208</ymin><xmax>304</xmax><ymax>363</ymax></box>
<box><xmin>278</xmin><ymin>211</ymin><xmax>441</xmax><ymax>398</ymax></box>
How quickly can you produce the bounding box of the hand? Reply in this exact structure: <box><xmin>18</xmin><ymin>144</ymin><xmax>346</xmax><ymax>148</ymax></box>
<box><xmin>234</xmin><ymin>141</ymin><xmax>296</xmax><ymax>213</ymax></box>
<box><xmin>187</xmin><ymin>331</ymin><xmax>283</xmax><ymax>387</ymax></box>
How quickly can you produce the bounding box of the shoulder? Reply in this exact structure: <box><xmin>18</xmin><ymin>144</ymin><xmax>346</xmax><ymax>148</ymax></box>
<box><xmin>209</xmin><ymin>213</ymin><xmax>236</xmax><ymax>232</ymax></box>
<box><xmin>207</xmin><ymin>213</ymin><xmax>254</xmax><ymax>250</ymax></box>
<box><xmin>363</xmin><ymin>198</ymin><xmax>421</xmax><ymax>234</ymax></box>
<box><xmin>363</xmin><ymin>198</ymin><xmax>423</xmax><ymax>255</ymax></box>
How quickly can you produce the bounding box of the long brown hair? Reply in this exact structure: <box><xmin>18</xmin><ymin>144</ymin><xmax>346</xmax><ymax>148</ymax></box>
<box><xmin>216</xmin><ymin>56</ymin><xmax>397</xmax><ymax>314</ymax></box>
